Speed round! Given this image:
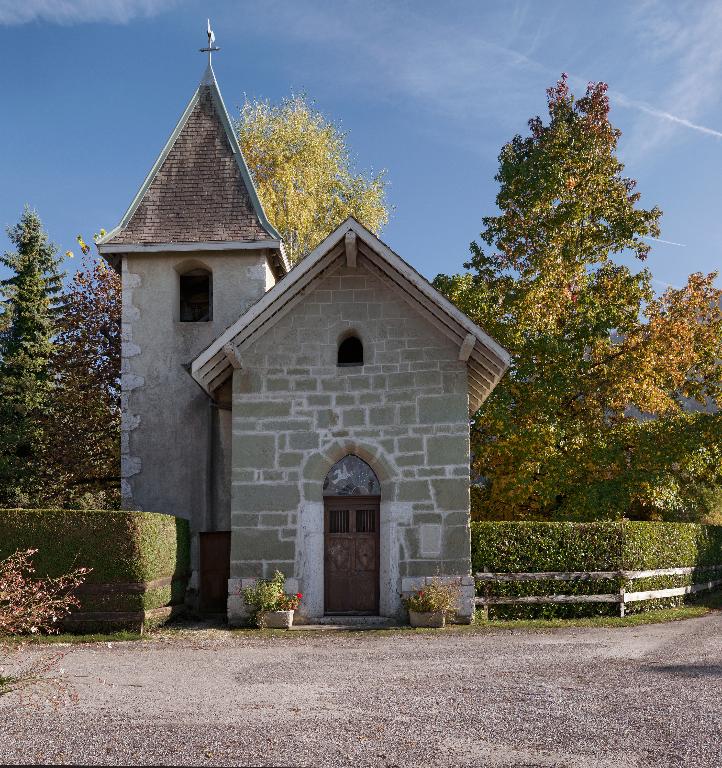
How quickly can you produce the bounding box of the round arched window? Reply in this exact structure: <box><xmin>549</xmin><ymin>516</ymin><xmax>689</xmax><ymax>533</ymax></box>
<box><xmin>337</xmin><ymin>335</ymin><xmax>363</xmax><ymax>367</ymax></box>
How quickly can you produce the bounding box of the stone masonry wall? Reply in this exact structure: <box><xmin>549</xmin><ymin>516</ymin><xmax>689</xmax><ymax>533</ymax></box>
<box><xmin>120</xmin><ymin>250</ymin><xmax>274</xmax><ymax>604</ymax></box>
<box><xmin>228</xmin><ymin>258</ymin><xmax>473</xmax><ymax>623</ymax></box>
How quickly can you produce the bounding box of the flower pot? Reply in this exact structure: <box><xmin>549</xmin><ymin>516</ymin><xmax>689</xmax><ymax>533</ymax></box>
<box><xmin>260</xmin><ymin>610</ymin><xmax>294</xmax><ymax>629</ymax></box>
<box><xmin>408</xmin><ymin>610</ymin><xmax>445</xmax><ymax>628</ymax></box>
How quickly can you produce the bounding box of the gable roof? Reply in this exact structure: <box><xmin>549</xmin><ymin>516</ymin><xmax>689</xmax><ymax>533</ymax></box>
<box><xmin>97</xmin><ymin>63</ymin><xmax>286</xmax><ymax>269</ymax></box>
<box><xmin>191</xmin><ymin>217</ymin><xmax>511</xmax><ymax>412</ymax></box>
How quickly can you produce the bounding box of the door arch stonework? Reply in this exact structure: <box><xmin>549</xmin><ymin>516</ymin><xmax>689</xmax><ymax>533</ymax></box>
<box><xmin>297</xmin><ymin>443</ymin><xmax>399</xmax><ymax>619</ymax></box>
<box><xmin>323</xmin><ymin>456</ymin><xmax>381</xmax><ymax>614</ymax></box>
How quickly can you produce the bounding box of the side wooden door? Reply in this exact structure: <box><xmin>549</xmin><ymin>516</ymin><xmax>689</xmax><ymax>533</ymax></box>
<box><xmin>324</xmin><ymin>496</ymin><xmax>380</xmax><ymax>614</ymax></box>
<box><xmin>199</xmin><ymin>531</ymin><xmax>231</xmax><ymax>614</ymax></box>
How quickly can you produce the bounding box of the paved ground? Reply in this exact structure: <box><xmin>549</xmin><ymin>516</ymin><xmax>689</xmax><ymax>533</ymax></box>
<box><xmin>1</xmin><ymin>612</ymin><xmax>721</xmax><ymax>767</ymax></box>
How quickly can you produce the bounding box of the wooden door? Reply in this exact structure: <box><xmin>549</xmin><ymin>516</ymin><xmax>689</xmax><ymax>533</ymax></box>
<box><xmin>324</xmin><ymin>496</ymin><xmax>380</xmax><ymax>614</ymax></box>
<box><xmin>199</xmin><ymin>531</ymin><xmax>231</xmax><ymax>614</ymax></box>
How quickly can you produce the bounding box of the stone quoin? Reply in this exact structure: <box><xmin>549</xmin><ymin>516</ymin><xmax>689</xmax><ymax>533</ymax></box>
<box><xmin>97</xmin><ymin>57</ymin><xmax>510</xmax><ymax>624</ymax></box>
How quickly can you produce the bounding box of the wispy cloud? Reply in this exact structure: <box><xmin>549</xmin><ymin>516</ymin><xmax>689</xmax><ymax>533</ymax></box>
<box><xmin>642</xmin><ymin>236</ymin><xmax>687</xmax><ymax>247</ymax></box>
<box><xmin>244</xmin><ymin>1</ymin><xmax>557</xmax><ymax>153</ymax></box>
<box><xmin>619</xmin><ymin>0</ymin><xmax>722</xmax><ymax>153</ymax></box>
<box><xmin>253</xmin><ymin>1</ymin><xmax>722</xmax><ymax>154</ymax></box>
<box><xmin>0</xmin><ymin>0</ymin><xmax>177</xmax><ymax>26</ymax></box>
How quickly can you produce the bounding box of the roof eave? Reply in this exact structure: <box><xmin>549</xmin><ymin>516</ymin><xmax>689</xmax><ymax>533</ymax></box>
<box><xmin>97</xmin><ymin>239</ymin><xmax>282</xmax><ymax>255</ymax></box>
<box><xmin>191</xmin><ymin>217</ymin><xmax>511</xmax><ymax>398</ymax></box>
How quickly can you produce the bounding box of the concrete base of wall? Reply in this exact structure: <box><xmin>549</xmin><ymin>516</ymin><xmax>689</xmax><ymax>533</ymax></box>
<box><xmin>185</xmin><ymin>569</ymin><xmax>200</xmax><ymax>613</ymax></box>
<box><xmin>227</xmin><ymin>574</ymin><xmax>475</xmax><ymax>626</ymax></box>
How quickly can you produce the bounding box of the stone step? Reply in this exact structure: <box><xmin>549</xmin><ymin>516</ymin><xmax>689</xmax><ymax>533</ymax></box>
<box><xmin>290</xmin><ymin>615</ymin><xmax>403</xmax><ymax>631</ymax></box>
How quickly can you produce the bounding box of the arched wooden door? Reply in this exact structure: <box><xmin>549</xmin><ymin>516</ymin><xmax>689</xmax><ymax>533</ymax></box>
<box><xmin>323</xmin><ymin>455</ymin><xmax>381</xmax><ymax>615</ymax></box>
<box><xmin>324</xmin><ymin>496</ymin><xmax>380</xmax><ymax>614</ymax></box>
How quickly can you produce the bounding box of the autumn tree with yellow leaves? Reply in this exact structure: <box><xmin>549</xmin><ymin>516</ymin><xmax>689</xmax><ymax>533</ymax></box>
<box><xmin>237</xmin><ymin>94</ymin><xmax>388</xmax><ymax>263</ymax></box>
<box><xmin>434</xmin><ymin>75</ymin><xmax>722</xmax><ymax>522</ymax></box>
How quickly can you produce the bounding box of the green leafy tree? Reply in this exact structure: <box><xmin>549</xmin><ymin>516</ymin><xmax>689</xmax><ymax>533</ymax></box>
<box><xmin>434</xmin><ymin>75</ymin><xmax>722</xmax><ymax>522</ymax></box>
<box><xmin>0</xmin><ymin>208</ymin><xmax>64</xmax><ymax>505</ymax></box>
<box><xmin>237</xmin><ymin>94</ymin><xmax>389</xmax><ymax>263</ymax></box>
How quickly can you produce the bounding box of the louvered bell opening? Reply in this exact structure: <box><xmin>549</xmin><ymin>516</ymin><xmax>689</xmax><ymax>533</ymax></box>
<box><xmin>356</xmin><ymin>509</ymin><xmax>376</xmax><ymax>533</ymax></box>
<box><xmin>329</xmin><ymin>509</ymin><xmax>350</xmax><ymax>534</ymax></box>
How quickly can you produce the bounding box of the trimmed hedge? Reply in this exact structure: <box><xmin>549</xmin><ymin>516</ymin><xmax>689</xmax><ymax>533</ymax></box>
<box><xmin>471</xmin><ymin>521</ymin><xmax>722</xmax><ymax>619</ymax></box>
<box><xmin>0</xmin><ymin>509</ymin><xmax>190</xmax><ymax>626</ymax></box>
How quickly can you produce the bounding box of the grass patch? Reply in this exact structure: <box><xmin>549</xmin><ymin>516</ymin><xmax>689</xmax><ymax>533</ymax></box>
<box><xmin>470</xmin><ymin>605</ymin><xmax>710</xmax><ymax>631</ymax></box>
<box><xmin>463</xmin><ymin>589</ymin><xmax>722</xmax><ymax>632</ymax></box>
<box><xmin>3</xmin><ymin>591</ymin><xmax>720</xmax><ymax>644</ymax></box>
<box><xmin>0</xmin><ymin>630</ymin><xmax>142</xmax><ymax>646</ymax></box>
<box><xmin>0</xmin><ymin>672</ymin><xmax>17</xmax><ymax>695</ymax></box>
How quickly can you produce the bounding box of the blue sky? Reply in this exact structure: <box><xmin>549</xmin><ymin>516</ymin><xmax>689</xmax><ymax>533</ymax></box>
<box><xmin>1</xmin><ymin>0</ymin><xmax>721</xmax><ymax>291</ymax></box>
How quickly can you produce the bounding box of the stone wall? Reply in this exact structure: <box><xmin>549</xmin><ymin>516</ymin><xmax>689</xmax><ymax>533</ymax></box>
<box><xmin>120</xmin><ymin>250</ymin><xmax>276</xmax><ymax>602</ymax></box>
<box><xmin>228</xmin><ymin>259</ymin><xmax>473</xmax><ymax>623</ymax></box>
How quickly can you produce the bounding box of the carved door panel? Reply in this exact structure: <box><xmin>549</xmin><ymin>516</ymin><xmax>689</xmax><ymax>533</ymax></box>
<box><xmin>324</xmin><ymin>497</ymin><xmax>380</xmax><ymax>614</ymax></box>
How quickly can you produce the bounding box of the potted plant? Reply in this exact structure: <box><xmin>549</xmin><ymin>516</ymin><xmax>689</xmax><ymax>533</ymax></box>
<box><xmin>241</xmin><ymin>571</ymin><xmax>302</xmax><ymax>629</ymax></box>
<box><xmin>403</xmin><ymin>579</ymin><xmax>461</xmax><ymax>628</ymax></box>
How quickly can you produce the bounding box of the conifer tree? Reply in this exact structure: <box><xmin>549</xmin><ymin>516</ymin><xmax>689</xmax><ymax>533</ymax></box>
<box><xmin>0</xmin><ymin>208</ymin><xmax>63</xmax><ymax>505</ymax></box>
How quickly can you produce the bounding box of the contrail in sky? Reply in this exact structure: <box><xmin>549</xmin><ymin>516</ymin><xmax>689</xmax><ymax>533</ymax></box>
<box><xmin>611</xmin><ymin>91</ymin><xmax>722</xmax><ymax>140</ymax></box>
<box><xmin>642</xmin><ymin>236</ymin><xmax>687</xmax><ymax>247</ymax></box>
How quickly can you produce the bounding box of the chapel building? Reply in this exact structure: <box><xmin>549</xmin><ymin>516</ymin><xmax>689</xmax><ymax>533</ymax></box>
<box><xmin>97</xmin><ymin>61</ymin><xmax>510</xmax><ymax>623</ymax></box>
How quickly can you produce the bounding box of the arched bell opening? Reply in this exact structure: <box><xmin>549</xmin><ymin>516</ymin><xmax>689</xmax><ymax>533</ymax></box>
<box><xmin>179</xmin><ymin>267</ymin><xmax>212</xmax><ymax>322</ymax></box>
<box><xmin>323</xmin><ymin>455</ymin><xmax>380</xmax><ymax>615</ymax></box>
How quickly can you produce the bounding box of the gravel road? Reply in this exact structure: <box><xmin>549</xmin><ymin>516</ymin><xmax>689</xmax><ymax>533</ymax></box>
<box><xmin>1</xmin><ymin>612</ymin><xmax>720</xmax><ymax>767</ymax></box>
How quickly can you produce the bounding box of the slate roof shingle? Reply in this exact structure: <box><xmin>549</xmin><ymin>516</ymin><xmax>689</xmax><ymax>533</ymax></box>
<box><xmin>106</xmin><ymin>85</ymin><xmax>273</xmax><ymax>245</ymax></box>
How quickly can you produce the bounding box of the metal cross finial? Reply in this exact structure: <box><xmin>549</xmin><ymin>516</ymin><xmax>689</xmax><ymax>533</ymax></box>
<box><xmin>200</xmin><ymin>18</ymin><xmax>220</xmax><ymax>65</ymax></box>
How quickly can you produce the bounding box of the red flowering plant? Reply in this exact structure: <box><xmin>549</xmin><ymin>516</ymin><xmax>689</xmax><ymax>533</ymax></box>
<box><xmin>402</xmin><ymin>580</ymin><xmax>460</xmax><ymax>615</ymax></box>
<box><xmin>276</xmin><ymin>592</ymin><xmax>303</xmax><ymax>611</ymax></box>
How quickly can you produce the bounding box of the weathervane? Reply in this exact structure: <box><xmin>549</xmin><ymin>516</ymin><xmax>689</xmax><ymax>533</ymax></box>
<box><xmin>200</xmin><ymin>19</ymin><xmax>220</xmax><ymax>65</ymax></box>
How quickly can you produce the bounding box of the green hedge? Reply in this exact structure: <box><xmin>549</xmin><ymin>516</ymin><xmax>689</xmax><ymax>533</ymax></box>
<box><xmin>471</xmin><ymin>521</ymin><xmax>722</xmax><ymax>619</ymax></box>
<box><xmin>0</xmin><ymin>509</ymin><xmax>190</xmax><ymax>616</ymax></box>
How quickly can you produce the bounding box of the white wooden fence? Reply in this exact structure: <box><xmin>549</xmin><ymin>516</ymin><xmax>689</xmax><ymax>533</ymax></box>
<box><xmin>474</xmin><ymin>565</ymin><xmax>722</xmax><ymax>617</ymax></box>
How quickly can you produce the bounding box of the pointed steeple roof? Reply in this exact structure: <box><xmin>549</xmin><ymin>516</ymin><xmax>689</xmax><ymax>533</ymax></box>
<box><xmin>97</xmin><ymin>63</ymin><xmax>284</xmax><ymax>262</ymax></box>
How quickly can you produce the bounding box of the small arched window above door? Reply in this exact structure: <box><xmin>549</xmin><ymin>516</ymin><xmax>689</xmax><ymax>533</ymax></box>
<box><xmin>323</xmin><ymin>454</ymin><xmax>380</xmax><ymax>496</ymax></box>
<box><xmin>337</xmin><ymin>335</ymin><xmax>363</xmax><ymax>367</ymax></box>
<box><xmin>180</xmin><ymin>268</ymin><xmax>212</xmax><ymax>322</ymax></box>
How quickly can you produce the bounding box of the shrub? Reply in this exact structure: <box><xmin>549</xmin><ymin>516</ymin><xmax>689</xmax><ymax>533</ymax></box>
<box><xmin>471</xmin><ymin>520</ymin><xmax>722</xmax><ymax>619</ymax></box>
<box><xmin>0</xmin><ymin>549</ymin><xmax>89</xmax><ymax>635</ymax></box>
<box><xmin>241</xmin><ymin>571</ymin><xmax>302</xmax><ymax>627</ymax></box>
<box><xmin>0</xmin><ymin>509</ymin><xmax>189</xmax><ymax>629</ymax></box>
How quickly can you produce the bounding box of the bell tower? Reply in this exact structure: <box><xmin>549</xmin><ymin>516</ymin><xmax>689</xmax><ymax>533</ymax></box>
<box><xmin>97</xmin><ymin>50</ymin><xmax>287</xmax><ymax>605</ymax></box>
